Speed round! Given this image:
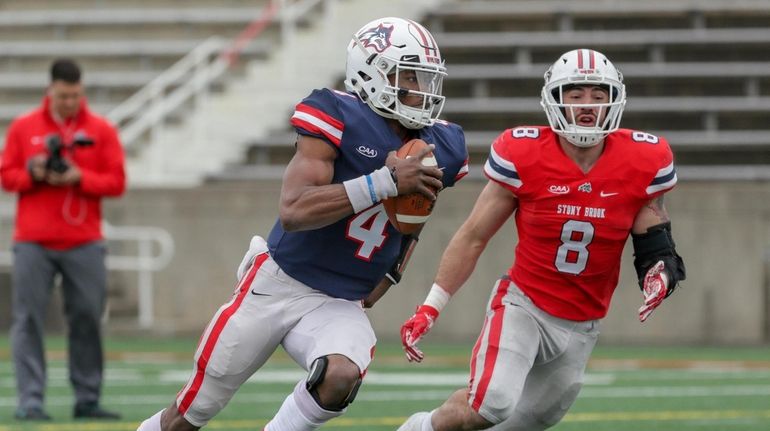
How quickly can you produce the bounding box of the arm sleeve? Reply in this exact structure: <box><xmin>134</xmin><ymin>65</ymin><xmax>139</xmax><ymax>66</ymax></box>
<box><xmin>644</xmin><ymin>137</ymin><xmax>677</xmax><ymax>198</ymax></box>
<box><xmin>0</xmin><ymin>121</ymin><xmax>35</xmax><ymax>193</ymax></box>
<box><xmin>78</xmin><ymin>123</ymin><xmax>126</xmax><ymax>197</ymax></box>
<box><xmin>289</xmin><ymin>89</ymin><xmax>344</xmax><ymax>149</ymax></box>
<box><xmin>483</xmin><ymin>130</ymin><xmax>522</xmax><ymax>193</ymax></box>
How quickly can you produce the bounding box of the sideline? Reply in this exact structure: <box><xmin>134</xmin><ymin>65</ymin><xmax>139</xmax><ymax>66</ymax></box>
<box><xmin>3</xmin><ymin>409</ymin><xmax>770</xmax><ymax>431</ymax></box>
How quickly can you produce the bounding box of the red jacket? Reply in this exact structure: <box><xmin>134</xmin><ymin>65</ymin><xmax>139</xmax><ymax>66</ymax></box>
<box><xmin>0</xmin><ymin>96</ymin><xmax>126</xmax><ymax>250</ymax></box>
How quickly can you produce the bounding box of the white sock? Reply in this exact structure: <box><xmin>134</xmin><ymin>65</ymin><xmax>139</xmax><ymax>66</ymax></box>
<box><xmin>136</xmin><ymin>409</ymin><xmax>164</xmax><ymax>431</ymax></box>
<box><xmin>264</xmin><ymin>381</ymin><xmax>343</xmax><ymax>431</ymax></box>
<box><xmin>422</xmin><ymin>410</ymin><xmax>435</xmax><ymax>431</ymax></box>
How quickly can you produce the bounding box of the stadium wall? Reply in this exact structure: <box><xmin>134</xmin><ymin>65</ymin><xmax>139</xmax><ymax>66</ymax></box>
<box><xmin>0</xmin><ymin>179</ymin><xmax>767</xmax><ymax>345</ymax></box>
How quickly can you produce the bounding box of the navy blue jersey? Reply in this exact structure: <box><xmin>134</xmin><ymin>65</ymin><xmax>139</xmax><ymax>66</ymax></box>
<box><xmin>267</xmin><ymin>89</ymin><xmax>468</xmax><ymax>300</ymax></box>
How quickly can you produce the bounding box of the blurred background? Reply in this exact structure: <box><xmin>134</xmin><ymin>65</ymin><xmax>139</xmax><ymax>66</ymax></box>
<box><xmin>0</xmin><ymin>0</ymin><xmax>769</xmax><ymax>347</ymax></box>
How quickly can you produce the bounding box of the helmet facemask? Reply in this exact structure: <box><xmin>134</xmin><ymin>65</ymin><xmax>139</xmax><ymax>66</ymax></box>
<box><xmin>386</xmin><ymin>60</ymin><xmax>446</xmax><ymax>129</ymax></box>
<box><xmin>345</xmin><ymin>18</ymin><xmax>447</xmax><ymax>129</ymax></box>
<box><xmin>540</xmin><ymin>50</ymin><xmax>626</xmax><ymax>147</ymax></box>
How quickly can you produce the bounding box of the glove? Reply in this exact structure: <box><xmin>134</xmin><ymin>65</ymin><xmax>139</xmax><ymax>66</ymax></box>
<box><xmin>400</xmin><ymin>305</ymin><xmax>439</xmax><ymax>362</ymax></box>
<box><xmin>236</xmin><ymin>236</ymin><xmax>268</xmax><ymax>281</ymax></box>
<box><xmin>638</xmin><ymin>260</ymin><xmax>669</xmax><ymax>322</ymax></box>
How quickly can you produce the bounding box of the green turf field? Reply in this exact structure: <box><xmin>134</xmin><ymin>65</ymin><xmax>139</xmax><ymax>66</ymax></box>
<box><xmin>1</xmin><ymin>337</ymin><xmax>769</xmax><ymax>430</ymax></box>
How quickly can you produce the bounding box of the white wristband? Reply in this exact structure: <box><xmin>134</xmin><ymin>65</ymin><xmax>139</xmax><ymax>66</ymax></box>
<box><xmin>343</xmin><ymin>166</ymin><xmax>398</xmax><ymax>213</ymax></box>
<box><xmin>424</xmin><ymin>283</ymin><xmax>451</xmax><ymax>312</ymax></box>
<box><xmin>369</xmin><ymin>165</ymin><xmax>398</xmax><ymax>200</ymax></box>
<box><xmin>343</xmin><ymin>175</ymin><xmax>372</xmax><ymax>213</ymax></box>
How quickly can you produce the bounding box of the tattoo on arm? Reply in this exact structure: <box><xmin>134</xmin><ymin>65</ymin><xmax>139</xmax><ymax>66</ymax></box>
<box><xmin>646</xmin><ymin>196</ymin><xmax>670</xmax><ymax>223</ymax></box>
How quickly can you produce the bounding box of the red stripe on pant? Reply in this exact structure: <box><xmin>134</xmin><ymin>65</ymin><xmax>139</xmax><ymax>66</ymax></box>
<box><xmin>177</xmin><ymin>253</ymin><xmax>269</xmax><ymax>415</ymax></box>
<box><xmin>468</xmin><ymin>312</ymin><xmax>490</xmax><ymax>390</ymax></box>
<box><xmin>470</xmin><ymin>278</ymin><xmax>511</xmax><ymax>412</ymax></box>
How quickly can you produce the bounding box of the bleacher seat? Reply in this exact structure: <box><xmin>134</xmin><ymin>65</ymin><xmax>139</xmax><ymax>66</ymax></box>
<box><xmin>0</xmin><ymin>0</ymin><xmax>279</xmax><ymax>140</ymax></box>
<box><xmin>225</xmin><ymin>0</ymin><xmax>770</xmax><ymax>180</ymax></box>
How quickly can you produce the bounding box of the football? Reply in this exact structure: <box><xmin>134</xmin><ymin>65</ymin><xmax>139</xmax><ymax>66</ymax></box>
<box><xmin>382</xmin><ymin>138</ymin><xmax>439</xmax><ymax>234</ymax></box>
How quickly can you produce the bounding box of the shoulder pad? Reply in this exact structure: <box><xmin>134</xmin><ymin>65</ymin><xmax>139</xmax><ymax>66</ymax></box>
<box><xmin>290</xmin><ymin>88</ymin><xmax>345</xmax><ymax>147</ymax></box>
<box><xmin>614</xmin><ymin>129</ymin><xmax>677</xmax><ymax>196</ymax></box>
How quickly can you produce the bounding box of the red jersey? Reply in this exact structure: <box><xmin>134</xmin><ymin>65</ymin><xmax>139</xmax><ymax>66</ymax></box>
<box><xmin>0</xmin><ymin>96</ymin><xmax>125</xmax><ymax>249</ymax></box>
<box><xmin>484</xmin><ymin>127</ymin><xmax>676</xmax><ymax>321</ymax></box>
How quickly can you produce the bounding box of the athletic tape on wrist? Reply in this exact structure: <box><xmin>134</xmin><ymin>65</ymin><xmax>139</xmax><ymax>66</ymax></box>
<box><xmin>343</xmin><ymin>166</ymin><xmax>398</xmax><ymax>213</ymax></box>
<box><xmin>344</xmin><ymin>175</ymin><xmax>374</xmax><ymax>213</ymax></box>
<box><xmin>424</xmin><ymin>283</ymin><xmax>451</xmax><ymax>313</ymax></box>
<box><xmin>369</xmin><ymin>166</ymin><xmax>398</xmax><ymax>199</ymax></box>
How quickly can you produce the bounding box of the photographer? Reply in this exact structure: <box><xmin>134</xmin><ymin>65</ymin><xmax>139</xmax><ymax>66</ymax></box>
<box><xmin>0</xmin><ymin>59</ymin><xmax>125</xmax><ymax>421</ymax></box>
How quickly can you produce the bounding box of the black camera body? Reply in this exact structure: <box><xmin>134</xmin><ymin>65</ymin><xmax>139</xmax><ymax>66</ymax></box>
<box><xmin>45</xmin><ymin>133</ymin><xmax>94</xmax><ymax>173</ymax></box>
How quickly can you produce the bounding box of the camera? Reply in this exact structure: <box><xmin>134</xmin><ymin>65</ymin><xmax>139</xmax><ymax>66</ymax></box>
<box><xmin>44</xmin><ymin>133</ymin><xmax>94</xmax><ymax>173</ymax></box>
<box><xmin>45</xmin><ymin>135</ymin><xmax>68</xmax><ymax>173</ymax></box>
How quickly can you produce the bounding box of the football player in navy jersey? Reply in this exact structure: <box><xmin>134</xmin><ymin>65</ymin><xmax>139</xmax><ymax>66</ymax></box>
<box><xmin>137</xmin><ymin>17</ymin><xmax>468</xmax><ymax>431</ymax></box>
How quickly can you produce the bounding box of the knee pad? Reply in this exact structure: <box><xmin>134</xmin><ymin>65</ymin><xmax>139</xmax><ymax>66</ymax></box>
<box><xmin>305</xmin><ymin>356</ymin><xmax>362</xmax><ymax>411</ymax></box>
<box><xmin>306</xmin><ymin>356</ymin><xmax>328</xmax><ymax>393</ymax></box>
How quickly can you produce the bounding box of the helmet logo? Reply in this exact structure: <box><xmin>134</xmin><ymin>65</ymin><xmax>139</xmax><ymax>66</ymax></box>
<box><xmin>359</xmin><ymin>23</ymin><xmax>394</xmax><ymax>53</ymax></box>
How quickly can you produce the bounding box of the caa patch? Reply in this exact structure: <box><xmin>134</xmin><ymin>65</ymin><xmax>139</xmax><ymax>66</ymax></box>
<box><xmin>359</xmin><ymin>23</ymin><xmax>393</xmax><ymax>53</ymax></box>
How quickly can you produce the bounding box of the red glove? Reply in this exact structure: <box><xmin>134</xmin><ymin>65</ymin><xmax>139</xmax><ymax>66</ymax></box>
<box><xmin>400</xmin><ymin>305</ymin><xmax>439</xmax><ymax>362</ymax></box>
<box><xmin>638</xmin><ymin>260</ymin><xmax>669</xmax><ymax>322</ymax></box>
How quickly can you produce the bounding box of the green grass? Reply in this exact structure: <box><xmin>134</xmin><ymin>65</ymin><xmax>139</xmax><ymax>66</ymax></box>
<box><xmin>1</xmin><ymin>337</ymin><xmax>769</xmax><ymax>430</ymax></box>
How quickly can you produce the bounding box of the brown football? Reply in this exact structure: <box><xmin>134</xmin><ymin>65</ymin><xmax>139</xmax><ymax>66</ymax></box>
<box><xmin>382</xmin><ymin>138</ymin><xmax>439</xmax><ymax>234</ymax></box>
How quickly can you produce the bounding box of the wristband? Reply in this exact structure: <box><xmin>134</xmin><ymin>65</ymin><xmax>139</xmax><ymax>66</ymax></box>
<box><xmin>369</xmin><ymin>165</ymin><xmax>398</xmax><ymax>199</ymax></box>
<box><xmin>423</xmin><ymin>283</ymin><xmax>451</xmax><ymax>313</ymax></box>
<box><xmin>343</xmin><ymin>166</ymin><xmax>398</xmax><ymax>213</ymax></box>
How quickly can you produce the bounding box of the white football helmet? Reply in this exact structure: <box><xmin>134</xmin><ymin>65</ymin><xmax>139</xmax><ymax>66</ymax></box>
<box><xmin>344</xmin><ymin>17</ymin><xmax>446</xmax><ymax>129</ymax></box>
<box><xmin>540</xmin><ymin>49</ymin><xmax>626</xmax><ymax>147</ymax></box>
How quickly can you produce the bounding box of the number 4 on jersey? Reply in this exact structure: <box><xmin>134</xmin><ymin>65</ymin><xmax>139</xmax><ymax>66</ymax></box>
<box><xmin>346</xmin><ymin>205</ymin><xmax>389</xmax><ymax>261</ymax></box>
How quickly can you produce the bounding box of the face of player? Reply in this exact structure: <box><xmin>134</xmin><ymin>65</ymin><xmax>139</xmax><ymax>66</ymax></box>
<box><xmin>390</xmin><ymin>69</ymin><xmax>425</xmax><ymax>107</ymax></box>
<box><xmin>563</xmin><ymin>85</ymin><xmax>610</xmax><ymax>127</ymax></box>
<box><xmin>48</xmin><ymin>80</ymin><xmax>83</xmax><ymax>120</ymax></box>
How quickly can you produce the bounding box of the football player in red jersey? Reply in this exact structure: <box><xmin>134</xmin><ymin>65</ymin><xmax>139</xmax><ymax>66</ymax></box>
<box><xmin>397</xmin><ymin>49</ymin><xmax>686</xmax><ymax>431</ymax></box>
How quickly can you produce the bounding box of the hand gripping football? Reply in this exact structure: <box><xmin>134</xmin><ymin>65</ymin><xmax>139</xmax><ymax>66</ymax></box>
<box><xmin>383</xmin><ymin>138</ymin><xmax>438</xmax><ymax>234</ymax></box>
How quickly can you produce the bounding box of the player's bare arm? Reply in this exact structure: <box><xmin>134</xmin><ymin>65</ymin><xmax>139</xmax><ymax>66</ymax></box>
<box><xmin>631</xmin><ymin>195</ymin><xmax>670</xmax><ymax>234</ymax></box>
<box><xmin>280</xmin><ymin>135</ymin><xmax>444</xmax><ymax>233</ymax></box>
<box><xmin>362</xmin><ymin>278</ymin><xmax>392</xmax><ymax>309</ymax></box>
<box><xmin>278</xmin><ymin>134</ymin><xmax>353</xmax><ymax>231</ymax></box>
<box><xmin>401</xmin><ymin>180</ymin><xmax>517</xmax><ymax>363</ymax></box>
<box><xmin>435</xmin><ymin>180</ymin><xmax>518</xmax><ymax>295</ymax></box>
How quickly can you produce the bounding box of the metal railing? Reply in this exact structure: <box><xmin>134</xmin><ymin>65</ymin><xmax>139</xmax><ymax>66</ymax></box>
<box><xmin>106</xmin><ymin>0</ymin><xmax>328</xmax><ymax>152</ymax></box>
<box><xmin>106</xmin><ymin>36</ymin><xmax>229</xmax><ymax>149</ymax></box>
<box><xmin>102</xmin><ymin>222</ymin><xmax>175</xmax><ymax>328</ymax></box>
<box><xmin>0</xmin><ymin>219</ymin><xmax>175</xmax><ymax>329</ymax></box>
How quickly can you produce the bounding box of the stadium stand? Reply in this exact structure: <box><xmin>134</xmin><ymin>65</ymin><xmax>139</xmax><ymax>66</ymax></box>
<box><xmin>7</xmin><ymin>0</ymin><xmax>766</xmax><ymax>183</ymax></box>
<box><xmin>227</xmin><ymin>0</ymin><xmax>770</xmax><ymax>182</ymax></box>
<box><xmin>0</xmin><ymin>0</ymin><xmax>276</xmax><ymax>139</ymax></box>
<box><xmin>0</xmin><ymin>1</ymin><xmax>766</xmax><ymax>341</ymax></box>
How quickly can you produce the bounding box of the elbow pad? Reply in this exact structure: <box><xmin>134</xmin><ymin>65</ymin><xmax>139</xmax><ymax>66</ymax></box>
<box><xmin>631</xmin><ymin>222</ymin><xmax>686</xmax><ymax>296</ymax></box>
